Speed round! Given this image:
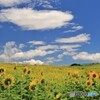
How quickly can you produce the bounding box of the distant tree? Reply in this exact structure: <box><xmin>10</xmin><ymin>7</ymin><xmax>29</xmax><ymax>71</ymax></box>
<box><xmin>70</xmin><ymin>63</ymin><xmax>82</xmax><ymax>66</ymax></box>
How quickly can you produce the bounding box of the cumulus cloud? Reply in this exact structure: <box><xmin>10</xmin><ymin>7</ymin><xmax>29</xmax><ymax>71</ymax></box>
<box><xmin>0</xmin><ymin>41</ymin><xmax>21</xmax><ymax>61</ymax></box>
<box><xmin>0</xmin><ymin>8</ymin><xmax>74</xmax><ymax>30</ymax></box>
<box><xmin>0</xmin><ymin>42</ymin><xmax>58</xmax><ymax>61</ymax></box>
<box><xmin>0</xmin><ymin>0</ymin><xmax>60</xmax><ymax>9</ymax></box>
<box><xmin>55</xmin><ymin>33</ymin><xmax>90</xmax><ymax>43</ymax></box>
<box><xmin>73</xmin><ymin>52</ymin><xmax>100</xmax><ymax>62</ymax></box>
<box><xmin>21</xmin><ymin>59</ymin><xmax>44</xmax><ymax>65</ymax></box>
<box><xmin>0</xmin><ymin>38</ymin><xmax>93</xmax><ymax>64</ymax></box>
<box><xmin>0</xmin><ymin>0</ymin><xmax>30</xmax><ymax>7</ymax></box>
<box><xmin>12</xmin><ymin>49</ymin><xmax>56</xmax><ymax>60</ymax></box>
<box><xmin>13</xmin><ymin>45</ymin><xmax>59</xmax><ymax>60</ymax></box>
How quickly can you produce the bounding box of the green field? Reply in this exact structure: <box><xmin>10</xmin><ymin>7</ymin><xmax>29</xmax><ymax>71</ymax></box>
<box><xmin>0</xmin><ymin>63</ymin><xmax>100</xmax><ymax>100</ymax></box>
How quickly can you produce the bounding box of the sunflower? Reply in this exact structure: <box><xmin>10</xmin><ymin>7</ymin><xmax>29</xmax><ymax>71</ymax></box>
<box><xmin>14</xmin><ymin>66</ymin><xmax>17</xmax><ymax>70</ymax></box>
<box><xmin>29</xmin><ymin>80</ymin><xmax>37</xmax><ymax>92</ymax></box>
<box><xmin>23</xmin><ymin>66</ymin><xmax>28</xmax><ymax>74</ymax></box>
<box><xmin>86</xmin><ymin>80</ymin><xmax>92</xmax><ymax>87</ymax></box>
<box><xmin>0</xmin><ymin>67</ymin><xmax>5</xmax><ymax>76</ymax></box>
<box><xmin>2</xmin><ymin>74</ymin><xmax>14</xmax><ymax>89</ymax></box>
<box><xmin>14</xmin><ymin>63</ymin><xmax>18</xmax><ymax>70</ymax></box>
<box><xmin>87</xmin><ymin>71</ymin><xmax>95</xmax><ymax>77</ymax></box>
<box><xmin>40</xmin><ymin>79</ymin><xmax>45</xmax><ymax>84</ymax></box>
<box><xmin>68</xmin><ymin>71</ymin><xmax>71</xmax><ymax>75</ymax></box>
<box><xmin>27</xmin><ymin>69</ymin><xmax>31</xmax><ymax>74</ymax></box>
<box><xmin>90</xmin><ymin>72</ymin><xmax>99</xmax><ymax>79</ymax></box>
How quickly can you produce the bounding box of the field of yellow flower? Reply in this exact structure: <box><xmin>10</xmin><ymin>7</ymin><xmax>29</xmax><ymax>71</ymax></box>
<box><xmin>0</xmin><ymin>63</ymin><xmax>100</xmax><ymax>100</ymax></box>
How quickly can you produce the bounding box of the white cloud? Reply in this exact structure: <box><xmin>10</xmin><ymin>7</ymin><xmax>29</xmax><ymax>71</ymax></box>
<box><xmin>73</xmin><ymin>52</ymin><xmax>100</xmax><ymax>62</ymax></box>
<box><xmin>0</xmin><ymin>0</ymin><xmax>30</xmax><ymax>7</ymax></box>
<box><xmin>64</xmin><ymin>25</ymin><xmax>83</xmax><ymax>33</ymax></box>
<box><xmin>21</xmin><ymin>59</ymin><xmax>44</xmax><ymax>65</ymax></box>
<box><xmin>28</xmin><ymin>41</ymin><xmax>45</xmax><ymax>45</ymax></box>
<box><xmin>60</xmin><ymin>44</ymin><xmax>81</xmax><ymax>51</ymax></box>
<box><xmin>0</xmin><ymin>8</ymin><xmax>74</xmax><ymax>30</ymax></box>
<box><xmin>57</xmin><ymin>45</ymin><xmax>80</xmax><ymax>59</ymax></box>
<box><xmin>0</xmin><ymin>41</ymin><xmax>21</xmax><ymax>61</ymax></box>
<box><xmin>46</xmin><ymin>57</ymin><xmax>62</xmax><ymax>64</ymax></box>
<box><xmin>0</xmin><ymin>0</ymin><xmax>60</xmax><ymax>9</ymax></box>
<box><xmin>44</xmin><ymin>44</ymin><xmax>81</xmax><ymax>63</ymax></box>
<box><xmin>27</xmin><ymin>0</ymin><xmax>60</xmax><ymax>9</ymax></box>
<box><xmin>58</xmin><ymin>51</ymin><xmax>76</xmax><ymax>59</ymax></box>
<box><xmin>35</xmin><ymin>44</ymin><xmax>80</xmax><ymax>62</ymax></box>
<box><xmin>55</xmin><ymin>33</ymin><xmax>90</xmax><ymax>43</ymax></box>
<box><xmin>36</xmin><ymin>45</ymin><xmax>59</xmax><ymax>50</ymax></box>
<box><xmin>19</xmin><ymin>43</ymin><xmax>25</xmax><ymax>49</ymax></box>
<box><xmin>0</xmin><ymin>42</ymin><xmax>58</xmax><ymax>61</ymax></box>
<box><xmin>12</xmin><ymin>49</ymin><xmax>56</xmax><ymax>60</ymax></box>
<box><xmin>0</xmin><ymin>41</ymin><xmax>80</xmax><ymax>63</ymax></box>
<box><xmin>31</xmin><ymin>0</ymin><xmax>53</xmax><ymax>9</ymax></box>
<box><xmin>72</xmin><ymin>26</ymin><xmax>83</xmax><ymax>30</ymax></box>
<box><xmin>0</xmin><ymin>39</ymin><xmax>93</xmax><ymax>64</ymax></box>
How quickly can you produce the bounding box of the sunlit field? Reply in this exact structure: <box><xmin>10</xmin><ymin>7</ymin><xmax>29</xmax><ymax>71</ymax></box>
<box><xmin>0</xmin><ymin>63</ymin><xmax>100</xmax><ymax>100</ymax></box>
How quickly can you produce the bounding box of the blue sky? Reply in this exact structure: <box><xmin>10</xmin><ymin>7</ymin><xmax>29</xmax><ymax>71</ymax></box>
<box><xmin>0</xmin><ymin>0</ymin><xmax>100</xmax><ymax>65</ymax></box>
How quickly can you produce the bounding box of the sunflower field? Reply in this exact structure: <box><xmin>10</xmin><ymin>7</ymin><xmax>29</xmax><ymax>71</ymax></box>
<box><xmin>0</xmin><ymin>63</ymin><xmax>100</xmax><ymax>100</ymax></box>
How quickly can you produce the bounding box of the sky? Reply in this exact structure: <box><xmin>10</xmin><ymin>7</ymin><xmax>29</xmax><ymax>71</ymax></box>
<box><xmin>0</xmin><ymin>0</ymin><xmax>100</xmax><ymax>65</ymax></box>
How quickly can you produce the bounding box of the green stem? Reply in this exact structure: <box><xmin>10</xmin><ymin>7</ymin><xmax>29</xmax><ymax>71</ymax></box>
<box><xmin>21</xmin><ymin>82</ymin><xmax>22</xmax><ymax>100</ymax></box>
<box><xmin>7</xmin><ymin>88</ymin><xmax>10</xmax><ymax>100</ymax></box>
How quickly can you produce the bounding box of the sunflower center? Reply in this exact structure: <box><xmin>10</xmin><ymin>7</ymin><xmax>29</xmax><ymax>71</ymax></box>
<box><xmin>93</xmin><ymin>74</ymin><xmax>96</xmax><ymax>78</ymax></box>
<box><xmin>5</xmin><ymin>78</ymin><xmax>12</xmax><ymax>85</ymax></box>
<box><xmin>31</xmin><ymin>85</ymin><xmax>36</xmax><ymax>90</ymax></box>
<box><xmin>87</xmin><ymin>82</ymin><xmax>90</xmax><ymax>85</ymax></box>
<box><xmin>0</xmin><ymin>69</ymin><xmax>4</xmax><ymax>73</ymax></box>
